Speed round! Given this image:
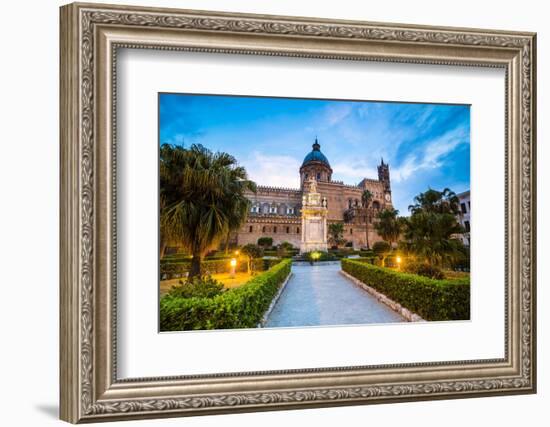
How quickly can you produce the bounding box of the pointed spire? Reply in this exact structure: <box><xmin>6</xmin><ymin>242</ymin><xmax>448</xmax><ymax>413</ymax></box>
<box><xmin>380</xmin><ymin>157</ymin><xmax>385</xmax><ymax>166</ymax></box>
<box><xmin>312</xmin><ymin>137</ymin><xmax>320</xmax><ymax>151</ymax></box>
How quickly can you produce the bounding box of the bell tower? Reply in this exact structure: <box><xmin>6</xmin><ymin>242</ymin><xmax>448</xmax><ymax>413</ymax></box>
<box><xmin>377</xmin><ymin>158</ymin><xmax>391</xmax><ymax>192</ymax></box>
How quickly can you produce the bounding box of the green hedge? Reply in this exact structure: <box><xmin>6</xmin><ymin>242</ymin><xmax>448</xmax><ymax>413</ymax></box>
<box><xmin>327</xmin><ymin>249</ymin><xmax>375</xmax><ymax>259</ymax></box>
<box><xmin>341</xmin><ymin>259</ymin><xmax>470</xmax><ymax>321</ymax></box>
<box><xmin>160</xmin><ymin>257</ymin><xmax>280</xmax><ymax>279</ymax></box>
<box><xmin>160</xmin><ymin>259</ymin><xmax>292</xmax><ymax>331</ymax></box>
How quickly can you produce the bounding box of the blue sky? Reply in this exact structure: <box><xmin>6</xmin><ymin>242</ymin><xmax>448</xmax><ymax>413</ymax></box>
<box><xmin>159</xmin><ymin>93</ymin><xmax>470</xmax><ymax>216</ymax></box>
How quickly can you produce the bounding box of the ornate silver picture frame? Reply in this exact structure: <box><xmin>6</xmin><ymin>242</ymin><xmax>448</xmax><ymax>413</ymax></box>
<box><xmin>60</xmin><ymin>2</ymin><xmax>536</xmax><ymax>423</ymax></box>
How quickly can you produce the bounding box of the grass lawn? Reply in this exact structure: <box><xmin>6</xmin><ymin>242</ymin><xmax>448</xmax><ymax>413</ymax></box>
<box><xmin>160</xmin><ymin>272</ymin><xmax>253</xmax><ymax>296</ymax></box>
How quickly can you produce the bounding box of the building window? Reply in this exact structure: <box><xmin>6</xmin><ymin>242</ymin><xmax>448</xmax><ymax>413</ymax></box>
<box><xmin>461</xmin><ymin>203</ymin><xmax>467</xmax><ymax>214</ymax></box>
<box><xmin>348</xmin><ymin>199</ymin><xmax>353</xmax><ymax>209</ymax></box>
<box><xmin>274</xmin><ymin>226</ymin><xmax>277</xmax><ymax>233</ymax></box>
<box><xmin>262</xmin><ymin>226</ymin><xmax>266</xmax><ymax>233</ymax></box>
<box><xmin>305</xmin><ymin>173</ymin><xmax>308</xmax><ymax>179</ymax></box>
<box><xmin>286</xmin><ymin>207</ymin><xmax>294</xmax><ymax>215</ymax></box>
<box><xmin>297</xmin><ymin>227</ymin><xmax>300</xmax><ymax>234</ymax></box>
<box><xmin>249</xmin><ymin>226</ymin><xmax>253</xmax><ymax>233</ymax></box>
<box><xmin>317</xmin><ymin>172</ymin><xmax>321</xmax><ymax>180</ymax></box>
<box><xmin>250</xmin><ymin>205</ymin><xmax>260</xmax><ymax>213</ymax></box>
<box><xmin>464</xmin><ymin>220</ymin><xmax>470</xmax><ymax>232</ymax></box>
<box><xmin>468</xmin><ymin>201</ymin><xmax>471</xmax><ymax>209</ymax></box>
<box><xmin>269</xmin><ymin>206</ymin><xmax>277</xmax><ymax>214</ymax></box>
<box><xmin>350</xmin><ymin>228</ymin><xmax>353</xmax><ymax>235</ymax></box>
<box><xmin>286</xmin><ymin>226</ymin><xmax>290</xmax><ymax>233</ymax></box>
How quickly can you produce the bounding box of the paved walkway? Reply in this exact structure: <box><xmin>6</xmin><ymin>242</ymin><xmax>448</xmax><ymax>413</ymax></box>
<box><xmin>265</xmin><ymin>262</ymin><xmax>405</xmax><ymax>328</ymax></box>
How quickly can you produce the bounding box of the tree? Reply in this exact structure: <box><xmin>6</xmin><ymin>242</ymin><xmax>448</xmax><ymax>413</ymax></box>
<box><xmin>361</xmin><ymin>189</ymin><xmax>373</xmax><ymax>249</ymax></box>
<box><xmin>160</xmin><ymin>144</ymin><xmax>256</xmax><ymax>278</ymax></box>
<box><xmin>403</xmin><ymin>211</ymin><xmax>465</xmax><ymax>267</ymax></box>
<box><xmin>372</xmin><ymin>241</ymin><xmax>391</xmax><ymax>266</ymax></box>
<box><xmin>257</xmin><ymin>237</ymin><xmax>273</xmax><ymax>248</ymax></box>
<box><xmin>277</xmin><ymin>241</ymin><xmax>294</xmax><ymax>258</ymax></box>
<box><xmin>328</xmin><ymin>222</ymin><xmax>345</xmax><ymax>247</ymax></box>
<box><xmin>404</xmin><ymin>188</ymin><xmax>465</xmax><ymax>268</ymax></box>
<box><xmin>374</xmin><ymin>208</ymin><xmax>403</xmax><ymax>247</ymax></box>
<box><xmin>408</xmin><ymin>188</ymin><xmax>460</xmax><ymax>215</ymax></box>
<box><xmin>241</xmin><ymin>244</ymin><xmax>263</xmax><ymax>274</ymax></box>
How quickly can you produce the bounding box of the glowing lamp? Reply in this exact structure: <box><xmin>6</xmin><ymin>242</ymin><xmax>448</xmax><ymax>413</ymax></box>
<box><xmin>229</xmin><ymin>258</ymin><xmax>237</xmax><ymax>278</ymax></box>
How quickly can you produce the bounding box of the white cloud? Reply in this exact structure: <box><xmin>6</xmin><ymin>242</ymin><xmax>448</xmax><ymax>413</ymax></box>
<box><xmin>392</xmin><ymin>155</ymin><xmax>419</xmax><ymax>182</ymax></box>
<box><xmin>323</xmin><ymin>104</ymin><xmax>353</xmax><ymax>127</ymax></box>
<box><xmin>241</xmin><ymin>152</ymin><xmax>301</xmax><ymax>188</ymax></box>
<box><xmin>332</xmin><ymin>162</ymin><xmax>378</xmax><ymax>183</ymax></box>
<box><xmin>392</xmin><ymin>126</ymin><xmax>469</xmax><ymax>183</ymax></box>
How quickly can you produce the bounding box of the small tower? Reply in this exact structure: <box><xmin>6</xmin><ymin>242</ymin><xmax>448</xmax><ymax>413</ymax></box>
<box><xmin>377</xmin><ymin>158</ymin><xmax>391</xmax><ymax>191</ymax></box>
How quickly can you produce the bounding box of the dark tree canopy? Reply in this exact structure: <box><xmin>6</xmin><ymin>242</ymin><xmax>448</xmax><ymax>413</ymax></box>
<box><xmin>160</xmin><ymin>143</ymin><xmax>256</xmax><ymax>278</ymax></box>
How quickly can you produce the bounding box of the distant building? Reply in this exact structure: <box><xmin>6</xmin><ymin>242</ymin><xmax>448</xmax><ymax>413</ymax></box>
<box><xmin>235</xmin><ymin>138</ymin><xmax>393</xmax><ymax>250</ymax></box>
<box><xmin>456</xmin><ymin>190</ymin><xmax>470</xmax><ymax>246</ymax></box>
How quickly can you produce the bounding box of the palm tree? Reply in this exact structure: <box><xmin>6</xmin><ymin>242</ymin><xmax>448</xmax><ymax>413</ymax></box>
<box><xmin>328</xmin><ymin>222</ymin><xmax>345</xmax><ymax>247</ymax></box>
<box><xmin>361</xmin><ymin>189</ymin><xmax>373</xmax><ymax>249</ymax></box>
<box><xmin>404</xmin><ymin>188</ymin><xmax>465</xmax><ymax>267</ymax></box>
<box><xmin>404</xmin><ymin>211</ymin><xmax>465</xmax><ymax>267</ymax></box>
<box><xmin>159</xmin><ymin>143</ymin><xmax>189</xmax><ymax>257</ymax></box>
<box><xmin>408</xmin><ymin>188</ymin><xmax>460</xmax><ymax>215</ymax></box>
<box><xmin>374</xmin><ymin>208</ymin><xmax>403</xmax><ymax>248</ymax></box>
<box><xmin>160</xmin><ymin>144</ymin><xmax>256</xmax><ymax>278</ymax></box>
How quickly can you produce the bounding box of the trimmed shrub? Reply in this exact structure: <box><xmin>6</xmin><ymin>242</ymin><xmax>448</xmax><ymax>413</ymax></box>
<box><xmin>160</xmin><ymin>259</ymin><xmax>292</xmax><ymax>331</ymax></box>
<box><xmin>403</xmin><ymin>261</ymin><xmax>445</xmax><ymax>280</ymax></box>
<box><xmin>301</xmin><ymin>251</ymin><xmax>337</xmax><ymax>263</ymax></box>
<box><xmin>257</xmin><ymin>237</ymin><xmax>273</xmax><ymax>247</ymax></box>
<box><xmin>166</xmin><ymin>276</ymin><xmax>224</xmax><ymax>299</ymax></box>
<box><xmin>354</xmin><ymin>256</ymin><xmax>378</xmax><ymax>264</ymax></box>
<box><xmin>251</xmin><ymin>257</ymin><xmax>281</xmax><ymax>272</ymax></box>
<box><xmin>341</xmin><ymin>259</ymin><xmax>470</xmax><ymax>321</ymax></box>
<box><xmin>160</xmin><ymin>257</ymin><xmax>280</xmax><ymax>279</ymax></box>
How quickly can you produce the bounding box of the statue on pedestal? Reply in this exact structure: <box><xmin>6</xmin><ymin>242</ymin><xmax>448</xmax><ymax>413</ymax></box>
<box><xmin>300</xmin><ymin>177</ymin><xmax>328</xmax><ymax>254</ymax></box>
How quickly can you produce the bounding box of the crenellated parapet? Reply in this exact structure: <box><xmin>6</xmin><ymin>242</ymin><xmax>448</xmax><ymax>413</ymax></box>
<box><xmin>255</xmin><ymin>185</ymin><xmax>301</xmax><ymax>194</ymax></box>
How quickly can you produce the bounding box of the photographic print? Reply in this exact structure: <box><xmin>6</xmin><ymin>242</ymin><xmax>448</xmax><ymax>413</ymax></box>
<box><xmin>159</xmin><ymin>93</ymin><xmax>471</xmax><ymax>332</ymax></box>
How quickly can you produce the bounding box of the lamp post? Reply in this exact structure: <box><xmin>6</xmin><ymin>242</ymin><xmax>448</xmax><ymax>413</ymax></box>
<box><xmin>230</xmin><ymin>258</ymin><xmax>237</xmax><ymax>278</ymax></box>
<box><xmin>396</xmin><ymin>255</ymin><xmax>402</xmax><ymax>271</ymax></box>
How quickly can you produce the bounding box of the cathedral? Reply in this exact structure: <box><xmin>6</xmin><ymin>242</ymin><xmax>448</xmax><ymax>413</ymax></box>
<box><xmin>235</xmin><ymin>139</ymin><xmax>393</xmax><ymax>251</ymax></box>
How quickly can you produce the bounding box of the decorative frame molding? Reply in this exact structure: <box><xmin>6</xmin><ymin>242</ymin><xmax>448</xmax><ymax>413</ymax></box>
<box><xmin>60</xmin><ymin>2</ymin><xmax>536</xmax><ymax>423</ymax></box>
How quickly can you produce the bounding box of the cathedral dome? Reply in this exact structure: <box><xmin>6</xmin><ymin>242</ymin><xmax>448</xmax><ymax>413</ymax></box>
<box><xmin>302</xmin><ymin>139</ymin><xmax>330</xmax><ymax>167</ymax></box>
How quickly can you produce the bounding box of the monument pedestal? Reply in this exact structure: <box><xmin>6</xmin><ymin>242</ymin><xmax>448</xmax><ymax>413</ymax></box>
<box><xmin>300</xmin><ymin>178</ymin><xmax>328</xmax><ymax>253</ymax></box>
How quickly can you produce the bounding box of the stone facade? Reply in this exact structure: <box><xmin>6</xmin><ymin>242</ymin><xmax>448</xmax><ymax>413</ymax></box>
<box><xmin>235</xmin><ymin>139</ymin><xmax>393</xmax><ymax>250</ymax></box>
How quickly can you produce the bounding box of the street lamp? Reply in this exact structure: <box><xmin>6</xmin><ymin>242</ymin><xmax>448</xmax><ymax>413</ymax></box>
<box><xmin>396</xmin><ymin>255</ymin><xmax>402</xmax><ymax>270</ymax></box>
<box><xmin>230</xmin><ymin>258</ymin><xmax>237</xmax><ymax>278</ymax></box>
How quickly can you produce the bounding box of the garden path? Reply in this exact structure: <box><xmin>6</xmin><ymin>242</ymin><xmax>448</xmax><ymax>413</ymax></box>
<box><xmin>265</xmin><ymin>262</ymin><xmax>405</xmax><ymax>328</ymax></box>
